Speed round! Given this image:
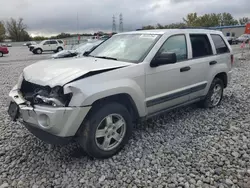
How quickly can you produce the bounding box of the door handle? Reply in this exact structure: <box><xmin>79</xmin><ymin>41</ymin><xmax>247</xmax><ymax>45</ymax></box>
<box><xmin>209</xmin><ymin>61</ymin><xmax>217</xmax><ymax>65</ymax></box>
<box><xmin>180</xmin><ymin>66</ymin><xmax>191</xmax><ymax>72</ymax></box>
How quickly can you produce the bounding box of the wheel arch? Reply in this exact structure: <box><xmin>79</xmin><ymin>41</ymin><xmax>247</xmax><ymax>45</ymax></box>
<box><xmin>85</xmin><ymin>93</ymin><xmax>140</xmax><ymax>123</ymax></box>
<box><xmin>214</xmin><ymin>72</ymin><xmax>228</xmax><ymax>88</ymax></box>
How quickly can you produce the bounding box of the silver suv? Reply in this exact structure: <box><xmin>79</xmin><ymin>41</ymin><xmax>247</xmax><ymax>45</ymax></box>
<box><xmin>8</xmin><ymin>29</ymin><xmax>233</xmax><ymax>158</ymax></box>
<box><xmin>29</xmin><ymin>39</ymin><xmax>64</xmax><ymax>54</ymax></box>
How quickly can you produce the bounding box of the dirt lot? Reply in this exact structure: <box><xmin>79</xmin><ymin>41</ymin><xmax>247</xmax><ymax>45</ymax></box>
<box><xmin>0</xmin><ymin>45</ymin><xmax>250</xmax><ymax>188</ymax></box>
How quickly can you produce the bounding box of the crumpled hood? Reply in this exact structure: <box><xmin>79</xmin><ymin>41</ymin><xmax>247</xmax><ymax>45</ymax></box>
<box><xmin>23</xmin><ymin>57</ymin><xmax>132</xmax><ymax>87</ymax></box>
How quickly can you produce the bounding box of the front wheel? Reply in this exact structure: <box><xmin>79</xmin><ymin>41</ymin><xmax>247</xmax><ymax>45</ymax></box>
<box><xmin>0</xmin><ymin>52</ymin><xmax>3</xmax><ymax>57</ymax></box>
<box><xmin>198</xmin><ymin>78</ymin><xmax>224</xmax><ymax>108</ymax></box>
<box><xmin>35</xmin><ymin>48</ymin><xmax>42</xmax><ymax>54</ymax></box>
<box><xmin>77</xmin><ymin>102</ymin><xmax>133</xmax><ymax>159</ymax></box>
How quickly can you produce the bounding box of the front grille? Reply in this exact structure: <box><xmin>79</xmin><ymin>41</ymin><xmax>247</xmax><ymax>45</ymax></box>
<box><xmin>20</xmin><ymin>79</ymin><xmax>50</xmax><ymax>102</ymax></box>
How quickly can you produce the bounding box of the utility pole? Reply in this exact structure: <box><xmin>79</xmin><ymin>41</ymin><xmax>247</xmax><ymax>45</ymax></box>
<box><xmin>77</xmin><ymin>12</ymin><xmax>80</xmax><ymax>44</ymax></box>
<box><xmin>112</xmin><ymin>15</ymin><xmax>116</xmax><ymax>33</ymax></box>
<box><xmin>119</xmin><ymin>13</ymin><xmax>123</xmax><ymax>33</ymax></box>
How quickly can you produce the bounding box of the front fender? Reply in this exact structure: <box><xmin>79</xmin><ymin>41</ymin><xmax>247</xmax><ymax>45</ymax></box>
<box><xmin>64</xmin><ymin>79</ymin><xmax>146</xmax><ymax>117</ymax></box>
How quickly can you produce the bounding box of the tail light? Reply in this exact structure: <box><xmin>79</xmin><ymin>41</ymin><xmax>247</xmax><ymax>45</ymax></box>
<box><xmin>231</xmin><ymin>54</ymin><xmax>234</xmax><ymax>66</ymax></box>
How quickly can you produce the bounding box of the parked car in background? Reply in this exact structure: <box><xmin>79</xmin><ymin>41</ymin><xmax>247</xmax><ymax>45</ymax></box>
<box><xmin>51</xmin><ymin>40</ymin><xmax>104</xmax><ymax>59</ymax></box>
<box><xmin>8</xmin><ymin>29</ymin><xmax>233</xmax><ymax>159</ymax></box>
<box><xmin>237</xmin><ymin>34</ymin><xmax>250</xmax><ymax>43</ymax></box>
<box><xmin>0</xmin><ymin>46</ymin><xmax>9</xmax><ymax>57</ymax></box>
<box><xmin>225</xmin><ymin>36</ymin><xmax>238</xmax><ymax>45</ymax></box>
<box><xmin>29</xmin><ymin>39</ymin><xmax>64</xmax><ymax>54</ymax></box>
<box><xmin>23</xmin><ymin>41</ymin><xmax>37</xmax><ymax>47</ymax></box>
<box><xmin>1</xmin><ymin>43</ymin><xmax>7</xmax><ymax>47</ymax></box>
<box><xmin>7</xmin><ymin>43</ymin><xmax>12</xmax><ymax>47</ymax></box>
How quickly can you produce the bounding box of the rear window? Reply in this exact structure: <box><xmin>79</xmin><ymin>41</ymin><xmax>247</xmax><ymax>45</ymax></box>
<box><xmin>190</xmin><ymin>34</ymin><xmax>213</xmax><ymax>58</ymax></box>
<box><xmin>211</xmin><ymin>34</ymin><xmax>229</xmax><ymax>54</ymax></box>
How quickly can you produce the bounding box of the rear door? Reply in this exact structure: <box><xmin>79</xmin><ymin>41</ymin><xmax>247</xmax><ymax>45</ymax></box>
<box><xmin>50</xmin><ymin>40</ymin><xmax>58</xmax><ymax>51</ymax></box>
<box><xmin>207</xmin><ymin>34</ymin><xmax>231</xmax><ymax>84</ymax></box>
<box><xmin>187</xmin><ymin>34</ymin><xmax>216</xmax><ymax>100</ymax></box>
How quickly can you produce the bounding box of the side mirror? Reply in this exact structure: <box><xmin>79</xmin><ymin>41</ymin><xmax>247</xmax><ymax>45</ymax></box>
<box><xmin>150</xmin><ymin>52</ymin><xmax>177</xmax><ymax>67</ymax></box>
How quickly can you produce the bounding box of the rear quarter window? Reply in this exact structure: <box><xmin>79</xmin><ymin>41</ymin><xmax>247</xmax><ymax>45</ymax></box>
<box><xmin>211</xmin><ymin>34</ymin><xmax>230</xmax><ymax>54</ymax></box>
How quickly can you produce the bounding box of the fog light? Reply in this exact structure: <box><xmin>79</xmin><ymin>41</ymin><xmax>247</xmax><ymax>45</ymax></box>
<box><xmin>38</xmin><ymin>114</ymin><xmax>50</xmax><ymax>128</ymax></box>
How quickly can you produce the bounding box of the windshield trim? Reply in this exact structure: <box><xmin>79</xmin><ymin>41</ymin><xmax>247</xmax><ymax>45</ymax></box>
<box><xmin>89</xmin><ymin>34</ymin><xmax>162</xmax><ymax>64</ymax></box>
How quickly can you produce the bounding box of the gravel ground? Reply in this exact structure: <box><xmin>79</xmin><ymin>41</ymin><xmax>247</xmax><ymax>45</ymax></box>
<box><xmin>0</xmin><ymin>46</ymin><xmax>250</xmax><ymax>188</ymax></box>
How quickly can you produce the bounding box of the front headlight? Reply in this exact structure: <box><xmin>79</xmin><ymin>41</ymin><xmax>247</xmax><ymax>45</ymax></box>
<box><xmin>17</xmin><ymin>73</ymin><xmax>24</xmax><ymax>89</ymax></box>
<box><xmin>34</xmin><ymin>86</ymin><xmax>73</xmax><ymax>107</ymax></box>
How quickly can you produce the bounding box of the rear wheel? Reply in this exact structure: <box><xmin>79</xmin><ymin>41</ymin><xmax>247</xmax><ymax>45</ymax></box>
<box><xmin>198</xmin><ymin>78</ymin><xmax>224</xmax><ymax>108</ymax></box>
<box><xmin>57</xmin><ymin>47</ymin><xmax>63</xmax><ymax>52</ymax></box>
<box><xmin>77</xmin><ymin>102</ymin><xmax>133</xmax><ymax>159</ymax></box>
<box><xmin>0</xmin><ymin>52</ymin><xmax>3</xmax><ymax>57</ymax></box>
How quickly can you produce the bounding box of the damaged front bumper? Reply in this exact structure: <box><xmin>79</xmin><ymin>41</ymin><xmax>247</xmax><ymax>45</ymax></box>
<box><xmin>8</xmin><ymin>85</ymin><xmax>91</xmax><ymax>144</ymax></box>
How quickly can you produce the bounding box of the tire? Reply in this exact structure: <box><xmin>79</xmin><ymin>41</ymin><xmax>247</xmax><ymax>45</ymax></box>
<box><xmin>57</xmin><ymin>47</ymin><xmax>63</xmax><ymax>52</ymax></box>
<box><xmin>0</xmin><ymin>52</ymin><xmax>3</xmax><ymax>57</ymax></box>
<box><xmin>198</xmin><ymin>78</ymin><xmax>224</xmax><ymax>108</ymax></box>
<box><xmin>77</xmin><ymin>102</ymin><xmax>133</xmax><ymax>159</ymax></box>
<box><xmin>35</xmin><ymin>48</ymin><xmax>42</xmax><ymax>54</ymax></box>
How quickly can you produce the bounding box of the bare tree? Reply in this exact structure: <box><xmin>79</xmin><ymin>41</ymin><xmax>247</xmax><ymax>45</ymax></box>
<box><xmin>0</xmin><ymin>21</ymin><xmax>5</xmax><ymax>42</ymax></box>
<box><xmin>239</xmin><ymin>17</ymin><xmax>250</xmax><ymax>25</ymax></box>
<box><xmin>6</xmin><ymin>18</ymin><xmax>31</xmax><ymax>41</ymax></box>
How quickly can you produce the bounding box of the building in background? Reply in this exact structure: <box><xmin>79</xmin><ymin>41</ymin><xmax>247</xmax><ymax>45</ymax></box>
<box><xmin>209</xmin><ymin>25</ymin><xmax>246</xmax><ymax>37</ymax></box>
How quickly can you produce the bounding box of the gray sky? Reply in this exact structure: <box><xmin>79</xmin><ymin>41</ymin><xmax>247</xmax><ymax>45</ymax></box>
<box><xmin>1</xmin><ymin>0</ymin><xmax>249</xmax><ymax>36</ymax></box>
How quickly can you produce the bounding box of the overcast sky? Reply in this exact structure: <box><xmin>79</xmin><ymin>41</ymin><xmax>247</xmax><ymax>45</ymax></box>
<box><xmin>0</xmin><ymin>0</ymin><xmax>249</xmax><ymax>36</ymax></box>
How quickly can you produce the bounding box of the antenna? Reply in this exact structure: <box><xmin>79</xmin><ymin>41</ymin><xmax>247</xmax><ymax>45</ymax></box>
<box><xmin>112</xmin><ymin>15</ymin><xmax>116</xmax><ymax>33</ymax></box>
<box><xmin>119</xmin><ymin>13</ymin><xmax>123</xmax><ymax>32</ymax></box>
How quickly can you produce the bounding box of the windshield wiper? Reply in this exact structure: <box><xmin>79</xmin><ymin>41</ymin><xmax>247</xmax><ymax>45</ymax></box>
<box><xmin>93</xmin><ymin>56</ymin><xmax>117</xmax><ymax>61</ymax></box>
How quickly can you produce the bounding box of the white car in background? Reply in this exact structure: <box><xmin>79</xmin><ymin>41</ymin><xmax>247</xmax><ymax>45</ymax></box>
<box><xmin>237</xmin><ymin>34</ymin><xmax>250</xmax><ymax>43</ymax></box>
<box><xmin>51</xmin><ymin>40</ymin><xmax>104</xmax><ymax>59</ymax></box>
<box><xmin>29</xmin><ymin>39</ymin><xmax>64</xmax><ymax>54</ymax></box>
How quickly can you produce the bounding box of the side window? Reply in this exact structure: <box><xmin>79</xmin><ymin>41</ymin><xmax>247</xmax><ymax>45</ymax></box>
<box><xmin>43</xmin><ymin>41</ymin><xmax>50</xmax><ymax>45</ymax></box>
<box><xmin>211</xmin><ymin>34</ymin><xmax>229</xmax><ymax>54</ymax></box>
<box><xmin>50</xmin><ymin>40</ymin><xmax>58</xmax><ymax>44</ymax></box>
<box><xmin>159</xmin><ymin>35</ymin><xmax>187</xmax><ymax>62</ymax></box>
<box><xmin>190</xmin><ymin>34</ymin><xmax>212</xmax><ymax>58</ymax></box>
<box><xmin>58</xmin><ymin>40</ymin><xmax>63</xmax><ymax>44</ymax></box>
<box><xmin>226</xmin><ymin>32</ymin><xmax>230</xmax><ymax>37</ymax></box>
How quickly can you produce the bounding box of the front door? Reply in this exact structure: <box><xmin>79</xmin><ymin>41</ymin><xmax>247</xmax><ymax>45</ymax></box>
<box><xmin>145</xmin><ymin>34</ymin><xmax>192</xmax><ymax>114</ymax></box>
<box><xmin>42</xmin><ymin>41</ymin><xmax>51</xmax><ymax>51</ymax></box>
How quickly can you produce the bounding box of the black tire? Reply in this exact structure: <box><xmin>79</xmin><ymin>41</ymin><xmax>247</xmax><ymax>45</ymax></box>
<box><xmin>77</xmin><ymin>102</ymin><xmax>133</xmax><ymax>159</ymax></box>
<box><xmin>198</xmin><ymin>78</ymin><xmax>224</xmax><ymax>108</ymax></box>
<box><xmin>0</xmin><ymin>52</ymin><xmax>3</xmax><ymax>57</ymax></box>
<box><xmin>35</xmin><ymin>48</ymin><xmax>42</xmax><ymax>54</ymax></box>
<box><xmin>57</xmin><ymin>47</ymin><xmax>63</xmax><ymax>52</ymax></box>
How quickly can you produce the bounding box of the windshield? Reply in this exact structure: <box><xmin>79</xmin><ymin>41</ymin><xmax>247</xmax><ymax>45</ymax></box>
<box><xmin>72</xmin><ymin>42</ymin><xmax>87</xmax><ymax>50</ymax></box>
<box><xmin>89</xmin><ymin>34</ymin><xmax>161</xmax><ymax>63</ymax></box>
<box><xmin>75</xmin><ymin>41</ymin><xmax>103</xmax><ymax>53</ymax></box>
<box><xmin>39</xmin><ymin>40</ymin><xmax>46</xmax><ymax>45</ymax></box>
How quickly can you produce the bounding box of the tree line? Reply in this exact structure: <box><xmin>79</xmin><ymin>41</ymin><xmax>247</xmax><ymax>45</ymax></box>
<box><xmin>0</xmin><ymin>18</ymin><xmax>115</xmax><ymax>42</ymax></box>
<box><xmin>141</xmin><ymin>12</ymin><xmax>249</xmax><ymax>30</ymax></box>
